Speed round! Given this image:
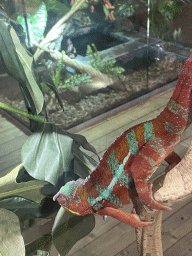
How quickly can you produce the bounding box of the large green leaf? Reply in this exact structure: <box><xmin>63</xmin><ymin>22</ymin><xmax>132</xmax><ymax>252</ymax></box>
<box><xmin>21</xmin><ymin>123</ymin><xmax>74</xmax><ymax>188</ymax></box>
<box><xmin>0</xmin><ymin>9</ymin><xmax>44</xmax><ymax>114</ymax></box>
<box><xmin>17</xmin><ymin>2</ymin><xmax>47</xmax><ymax>46</ymax></box>
<box><xmin>52</xmin><ymin>208</ymin><xmax>95</xmax><ymax>256</ymax></box>
<box><xmin>0</xmin><ymin>208</ymin><xmax>25</xmax><ymax>256</ymax></box>
<box><xmin>25</xmin><ymin>233</ymin><xmax>52</xmax><ymax>256</ymax></box>
<box><xmin>0</xmin><ymin>197</ymin><xmax>41</xmax><ymax>220</ymax></box>
<box><xmin>21</xmin><ymin>123</ymin><xmax>98</xmax><ymax>188</ymax></box>
<box><xmin>0</xmin><ymin>164</ymin><xmax>55</xmax><ymax>204</ymax></box>
<box><xmin>25</xmin><ymin>207</ymin><xmax>95</xmax><ymax>256</ymax></box>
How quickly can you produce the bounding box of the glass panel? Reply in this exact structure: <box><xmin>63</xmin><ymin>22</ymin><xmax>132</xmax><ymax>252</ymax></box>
<box><xmin>0</xmin><ymin>1</ymin><xmax>192</xmax><ymax>255</ymax></box>
<box><xmin>148</xmin><ymin>0</ymin><xmax>191</xmax><ymax>91</ymax></box>
<box><xmin>1</xmin><ymin>0</ymin><xmax>191</xmax><ymax>130</ymax></box>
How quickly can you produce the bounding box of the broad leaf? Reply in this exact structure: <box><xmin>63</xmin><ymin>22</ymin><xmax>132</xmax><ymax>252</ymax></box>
<box><xmin>25</xmin><ymin>207</ymin><xmax>95</xmax><ymax>255</ymax></box>
<box><xmin>0</xmin><ymin>9</ymin><xmax>44</xmax><ymax>114</ymax></box>
<box><xmin>10</xmin><ymin>27</ymin><xmax>44</xmax><ymax>114</ymax></box>
<box><xmin>0</xmin><ymin>208</ymin><xmax>25</xmax><ymax>255</ymax></box>
<box><xmin>21</xmin><ymin>123</ymin><xmax>98</xmax><ymax>189</ymax></box>
<box><xmin>0</xmin><ymin>197</ymin><xmax>41</xmax><ymax>220</ymax></box>
<box><xmin>17</xmin><ymin>2</ymin><xmax>47</xmax><ymax>46</ymax></box>
<box><xmin>52</xmin><ymin>207</ymin><xmax>95</xmax><ymax>256</ymax></box>
<box><xmin>25</xmin><ymin>233</ymin><xmax>52</xmax><ymax>256</ymax></box>
<box><xmin>21</xmin><ymin>123</ymin><xmax>74</xmax><ymax>188</ymax></box>
<box><xmin>0</xmin><ymin>164</ymin><xmax>56</xmax><ymax>204</ymax></box>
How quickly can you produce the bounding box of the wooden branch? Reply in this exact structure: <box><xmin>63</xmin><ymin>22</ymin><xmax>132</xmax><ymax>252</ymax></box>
<box><xmin>34</xmin><ymin>0</ymin><xmax>87</xmax><ymax>62</ymax></box>
<box><xmin>36</xmin><ymin>45</ymin><xmax>116</xmax><ymax>93</ymax></box>
<box><xmin>134</xmin><ymin>141</ymin><xmax>192</xmax><ymax>256</ymax></box>
<box><xmin>154</xmin><ymin>142</ymin><xmax>192</xmax><ymax>204</ymax></box>
<box><xmin>134</xmin><ymin>199</ymin><xmax>163</xmax><ymax>256</ymax></box>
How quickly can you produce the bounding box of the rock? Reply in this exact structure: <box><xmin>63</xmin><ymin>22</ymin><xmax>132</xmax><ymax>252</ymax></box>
<box><xmin>59</xmin><ymin>88</ymin><xmax>82</xmax><ymax>103</ymax></box>
<box><xmin>109</xmin><ymin>79</ymin><xmax>127</xmax><ymax>91</ymax></box>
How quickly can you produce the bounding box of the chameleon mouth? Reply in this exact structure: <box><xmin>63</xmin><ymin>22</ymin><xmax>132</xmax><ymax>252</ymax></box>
<box><xmin>53</xmin><ymin>192</ymin><xmax>60</xmax><ymax>201</ymax></box>
<box><xmin>64</xmin><ymin>206</ymin><xmax>80</xmax><ymax>215</ymax></box>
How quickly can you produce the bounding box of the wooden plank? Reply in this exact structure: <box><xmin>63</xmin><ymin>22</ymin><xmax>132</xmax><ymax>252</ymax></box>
<box><xmin>78</xmin><ymin>87</ymin><xmax>174</xmax><ymax>142</ymax></box>
<box><xmin>0</xmin><ymin>148</ymin><xmax>22</xmax><ymax>176</ymax></box>
<box><xmin>0</xmin><ymin>116</ymin><xmax>13</xmax><ymax>132</ymax></box>
<box><xmin>68</xmin><ymin>197</ymin><xmax>192</xmax><ymax>256</ymax></box>
<box><xmin>0</xmin><ymin>135</ymin><xmax>27</xmax><ymax>158</ymax></box>
<box><xmin>162</xmin><ymin>201</ymin><xmax>192</xmax><ymax>251</ymax></box>
<box><xmin>114</xmin><ymin>199</ymin><xmax>192</xmax><ymax>256</ymax></box>
<box><xmin>0</xmin><ymin>114</ymin><xmax>28</xmax><ymax>175</ymax></box>
<box><xmin>89</xmin><ymin>108</ymin><xmax>164</xmax><ymax>155</ymax></box>
<box><xmin>0</xmin><ymin>162</ymin><xmax>21</xmax><ymax>178</ymax></box>
<box><xmin>70</xmin><ymin>213</ymin><xmax>137</xmax><ymax>256</ymax></box>
<box><xmin>163</xmin><ymin>230</ymin><xmax>192</xmax><ymax>256</ymax></box>
<box><xmin>0</xmin><ymin>127</ymin><xmax>24</xmax><ymax>144</ymax></box>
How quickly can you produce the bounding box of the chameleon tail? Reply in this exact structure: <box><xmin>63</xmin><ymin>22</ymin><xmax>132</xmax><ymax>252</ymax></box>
<box><xmin>96</xmin><ymin>207</ymin><xmax>154</xmax><ymax>227</ymax></box>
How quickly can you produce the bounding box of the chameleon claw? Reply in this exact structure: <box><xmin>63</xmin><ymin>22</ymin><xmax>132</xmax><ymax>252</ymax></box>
<box><xmin>138</xmin><ymin>184</ymin><xmax>172</xmax><ymax>211</ymax></box>
<box><xmin>96</xmin><ymin>207</ymin><xmax>154</xmax><ymax>228</ymax></box>
<box><xmin>131</xmin><ymin>207</ymin><xmax>137</xmax><ymax>214</ymax></box>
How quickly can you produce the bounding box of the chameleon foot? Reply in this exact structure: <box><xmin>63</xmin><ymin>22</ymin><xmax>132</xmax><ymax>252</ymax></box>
<box><xmin>138</xmin><ymin>184</ymin><xmax>172</xmax><ymax>211</ymax></box>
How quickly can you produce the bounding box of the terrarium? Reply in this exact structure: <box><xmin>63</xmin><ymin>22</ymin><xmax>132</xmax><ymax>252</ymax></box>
<box><xmin>0</xmin><ymin>0</ymin><xmax>192</xmax><ymax>256</ymax></box>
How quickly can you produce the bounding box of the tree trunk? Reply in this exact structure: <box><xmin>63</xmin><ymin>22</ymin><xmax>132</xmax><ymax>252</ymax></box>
<box><xmin>134</xmin><ymin>198</ymin><xmax>163</xmax><ymax>256</ymax></box>
<box><xmin>134</xmin><ymin>140</ymin><xmax>192</xmax><ymax>255</ymax></box>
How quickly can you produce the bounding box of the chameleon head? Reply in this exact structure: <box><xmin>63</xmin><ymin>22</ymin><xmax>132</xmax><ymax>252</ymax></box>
<box><xmin>53</xmin><ymin>180</ymin><xmax>83</xmax><ymax>216</ymax></box>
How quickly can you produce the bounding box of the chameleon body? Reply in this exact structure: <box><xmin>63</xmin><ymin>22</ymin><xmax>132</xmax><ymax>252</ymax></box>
<box><xmin>54</xmin><ymin>54</ymin><xmax>192</xmax><ymax>227</ymax></box>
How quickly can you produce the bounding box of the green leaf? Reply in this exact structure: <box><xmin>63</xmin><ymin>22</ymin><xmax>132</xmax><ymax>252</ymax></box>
<box><xmin>158</xmin><ymin>0</ymin><xmax>183</xmax><ymax>20</ymax></box>
<box><xmin>25</xmin><ymin>207</ymin><xmax>95</xmax><ymax>255</ymax></box>
<box><xmin>10</xmin><ymin>27</ymin><xmax>44</xmax><ymax>114</ymax></box>
<box><xmin>86</xmin><ymin>43</ymin><xmax>125</xmax><ymax>81</ymax></box>
<box><xmin>64</xmin><ymin>130</ymin><xmax>98</xmax><ymax>155</ymax></box>
<box><xmin>21</xmin><ymin>123</ymin><xmax>74</xmax><ymax>187</ymax></box>
<box><xmin>21</xmin><ymin>123</ymin><xmax>98</xmax><ymax>188</ymax></box>
<box><xmin>25</xmin><ymin>233</ymin><xmax>52</xmax><ymax>255</ymax></box>
<box><xmin>0</xmin><ymin>13</ymin><xmax>44</xmax><ymax>114</ymax></box>
<box><xmin>0</xmin><ymin>164</ymin><xmax>55</xmax><ymax>204</ymax></box>
<box><xmin>17</xmin><ymin>2</ymin><xmax>47</xmax><ymax>45</ymax></box>
<box><xmin>0</xmin><ymin>209</ymin><xmax>25</xmax><ymax>255</ymax></box>
<box><xmin>0</xmin><ymin>197</ymin><xmax>42</xmax><ymax>221</ymax></box>
<box><xmin>43</xmin><ymin>82</ymin><xmax>64</xmax><ymax>112</ymax></box>
<box><xmin>45</xmin><ymin>0</ymin><xmax>70</xmax><ymax>14</ymax></box>
<box><xmin>52</xmin><ymin>208</ymin><xmax>95</xmax><ymax>255</ymax></box>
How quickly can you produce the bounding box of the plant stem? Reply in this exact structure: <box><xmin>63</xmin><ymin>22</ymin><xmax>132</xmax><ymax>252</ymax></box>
<box><xmin>0</xmin><ymin>102</ymin><xmax>46</xmax><ymax>123</ymax></box>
